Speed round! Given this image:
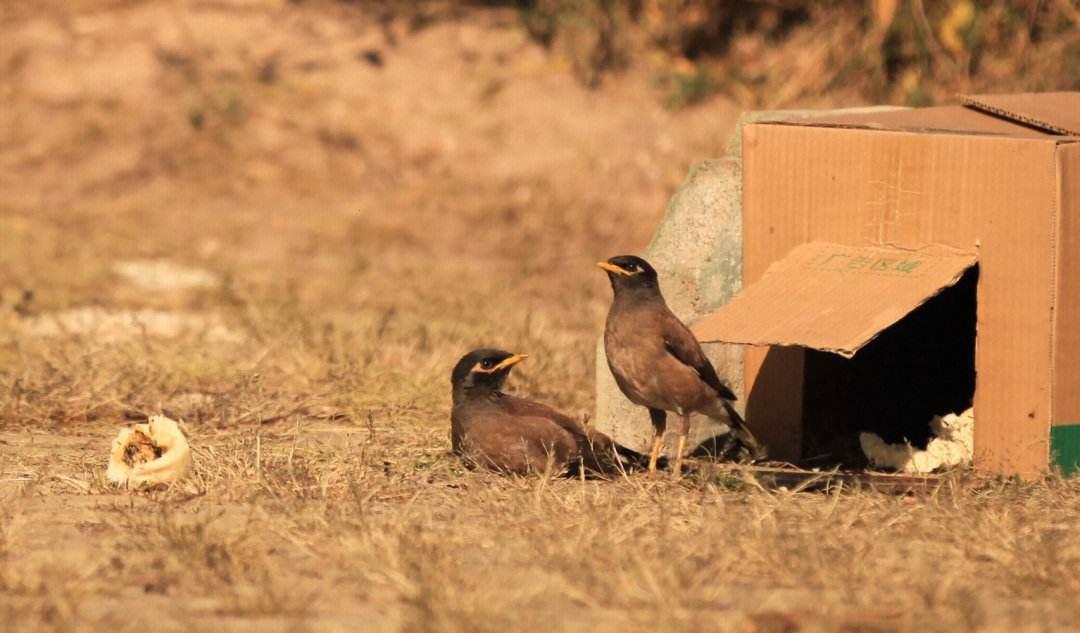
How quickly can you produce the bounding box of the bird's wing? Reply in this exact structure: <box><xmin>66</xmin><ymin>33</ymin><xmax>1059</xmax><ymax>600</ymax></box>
<box><xmin>458</xmin><ymin>410</ymin><xmax>578</xmax><ymax>475</ymax></box>
<box><xmin>500</xmin><ymin>395</ymin><xmax>640</xmax><ymax>473</ymax></box>
<box><xmin>660</xmin><ymin>310</ymin><xmax>737</xmax><ymax>402</ymax></box>
<box><xmin>501</xmin><ymin>395</ymin><xmax>586</xmax><ymax>436</ymax></box>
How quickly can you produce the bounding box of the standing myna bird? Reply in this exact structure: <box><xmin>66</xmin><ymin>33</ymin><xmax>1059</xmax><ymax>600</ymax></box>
<box><xmin>598</xmin><ymin>255</ymin><xmax>763</xmax><ymax>476</ymax></box>
<box><xmin>451</xmin><ymin>348</ymin><xmax>640</xmax><ymax>476</ymax></box>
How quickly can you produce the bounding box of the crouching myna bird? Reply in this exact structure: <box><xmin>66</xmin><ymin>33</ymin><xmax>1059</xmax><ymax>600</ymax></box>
<box><xmin>598</xmin><ymin>255</ymin><xmax>763</xmax><ymax>477</ymax></box>
<box><xmin>451</xmin><ymin>348</ymin><xmax>642</xmax><ymax>476</ymax></box>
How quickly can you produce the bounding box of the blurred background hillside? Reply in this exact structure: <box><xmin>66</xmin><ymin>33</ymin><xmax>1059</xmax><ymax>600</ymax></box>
<box><xmin>498</xmin><ymin>0</ymin><xmax>1080</xmax><ymax>106</ymax></box>
<box><xmin>3</xmin><ymin>0</ymin><xmax>1076</xmax><ymax>206</ymax></box>
<box><xmin>3</xmin><ymin>0</ymin><xmax>1076</xmax><ymax>205</ymax></box>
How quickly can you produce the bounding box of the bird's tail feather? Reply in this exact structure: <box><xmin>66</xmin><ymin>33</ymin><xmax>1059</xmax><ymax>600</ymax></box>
<box><xmin>578</xmin><ymin>430</ymin><xmax>649</xmax><ymax>475</ymax></box>
<box><xmin>612</xmin><ymin>441</ymin><xmax>647</xmax><ymax>468</ymax></box>
<box><xmin>720</xmin><ymin>400</ymin><xmax>766</xmax><ymax>462</ymax></box>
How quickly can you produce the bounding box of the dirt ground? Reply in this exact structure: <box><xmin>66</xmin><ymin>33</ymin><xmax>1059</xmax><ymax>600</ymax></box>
<box><xmin>2</xmin><ymin>2</ymin><xmax>1080</xmax><ymax>632</ymax></box>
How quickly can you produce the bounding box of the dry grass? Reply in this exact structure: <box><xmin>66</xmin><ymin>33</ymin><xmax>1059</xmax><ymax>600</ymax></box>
<box><xmin>4</xmin><ymin>435</ymin><xmax>1080</xmax><ymax>632</ymax></box>
<box><xmin>2</xmin><ymin>1</ymin><xmax>1080</xmax><ymax>632</ymax></box>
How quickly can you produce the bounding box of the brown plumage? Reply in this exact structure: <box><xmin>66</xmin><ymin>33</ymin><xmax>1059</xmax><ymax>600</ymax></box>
<box><xmin>450</xmin><ymin>348</ymin><xmax>641</xmax><ymax>476</ymax></box>
<box><xmin>598</xmin><ymin>255</ymin><xmax>763</xmax><ymax>476</ymax></box>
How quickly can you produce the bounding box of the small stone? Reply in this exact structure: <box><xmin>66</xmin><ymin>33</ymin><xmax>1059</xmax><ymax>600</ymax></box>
<box><xmin>112</xmin><ymin>260</ymin><xmax>219</xmax><ymax>291</ymax></box>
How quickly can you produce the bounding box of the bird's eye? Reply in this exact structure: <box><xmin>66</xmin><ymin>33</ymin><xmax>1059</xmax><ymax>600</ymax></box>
<box><xmin>626</xmin><ymin>264</ymin><xmax>639</xmax><ymax>272</ymax></box>
<box><xmin>480</xmin><ymin>359</ymin><xmax>495</xmax><ymax>369</ymax></box>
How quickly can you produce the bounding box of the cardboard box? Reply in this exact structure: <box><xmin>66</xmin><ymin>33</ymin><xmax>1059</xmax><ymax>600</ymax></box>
<box><xmin>691</xmin><ymin>92</ymin><xmax>1080</xmax><ymax>478</ymax></box>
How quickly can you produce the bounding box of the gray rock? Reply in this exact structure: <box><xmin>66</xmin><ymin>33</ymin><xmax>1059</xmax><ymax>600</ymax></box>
<box><xmin>594</xmin><ymin>106</ymin><xmax>905</xmax><ymax>456</ymax></box>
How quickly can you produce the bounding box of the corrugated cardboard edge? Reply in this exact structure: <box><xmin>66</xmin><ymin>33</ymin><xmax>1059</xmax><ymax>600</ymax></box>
<box><xmin>756</xmin><ymin>104</ymin><xmax>1056</xmax><ymax>138</ymax></box>
<box><xmin>724</xmin><ymin>106</ymin><xmax>908</xmax><ymax>158</ymax></box>
<box><xmin>751</xmin><ymin>105</ymin><xmax>909</xmax><ymax>128</ymax></box>
<box><xmin>761</xmin><ymin>120</ymin><xmax>1019</xmax><ymax>138</ymax></box>
<box><xmin>961</xmin><ymin>92</ymin><xmax>1080</xmax><ymax>136</ymax></box>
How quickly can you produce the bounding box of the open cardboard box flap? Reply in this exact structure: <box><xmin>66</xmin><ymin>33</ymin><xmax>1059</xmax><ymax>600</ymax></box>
<box><xmin>960</xmin><ymin>92</ymin><xmax>1080</xmax><ymax>136</ymax></box>
<box><xmin>691</xmin><ymin>242</ymin><xmax>977</xmax><ymax>358</ymax></box>
<box><xmin>765</xmin><ymin>91</ymin><xmax>1080</xmax><ymax>138</ymax></box>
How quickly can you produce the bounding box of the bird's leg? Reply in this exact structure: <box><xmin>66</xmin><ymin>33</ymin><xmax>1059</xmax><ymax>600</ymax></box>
<box><xmin>647</xmin><ymin>408</ymin><xmax>666</xmax><ymax>478</ymax></box>
<box><xmin>647</xmin><ymin>433</ymin><xmax>663</xmax><ymax>477</ymax></box>
<box><xmin>672</xmin><ymin>413</ymin><xmax>691</xmax><ymax>478</ymax></box>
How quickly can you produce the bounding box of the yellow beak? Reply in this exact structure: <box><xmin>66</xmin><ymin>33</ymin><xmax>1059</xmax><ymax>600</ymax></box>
<box><xmin>596</xmin><ymin>261</ymin><xmax>631</xmax><ymax>276</ymax></box>
<box><xmin>491</xmin><ymin>353</ymin><xmax>529</xmax><ymax>371</ymax></box>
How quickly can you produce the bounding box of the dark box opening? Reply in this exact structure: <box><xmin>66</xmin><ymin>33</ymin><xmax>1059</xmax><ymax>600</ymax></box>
<box><xmin>800</xmin><ymin>265</ymin><xmax>979</xmax><ymax>468</ymax></box>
